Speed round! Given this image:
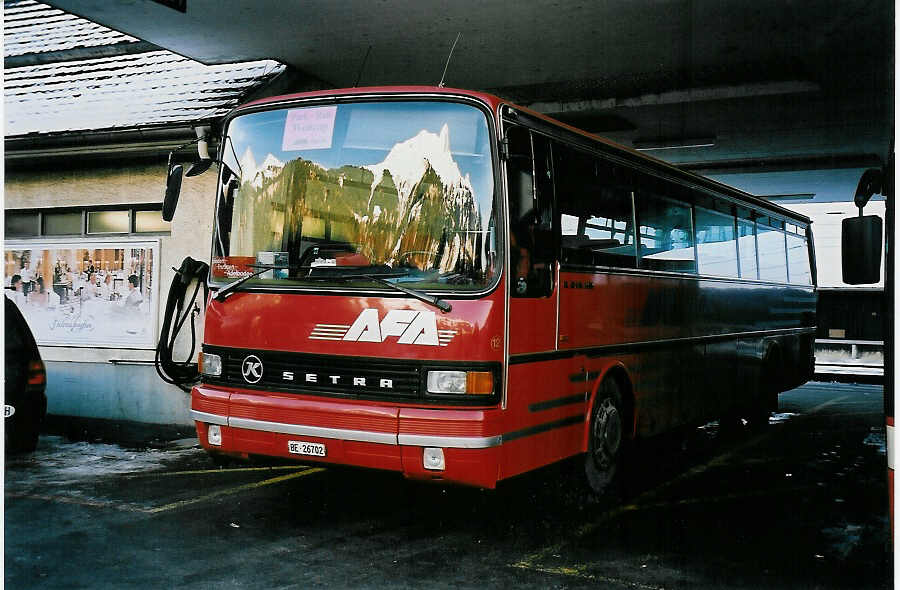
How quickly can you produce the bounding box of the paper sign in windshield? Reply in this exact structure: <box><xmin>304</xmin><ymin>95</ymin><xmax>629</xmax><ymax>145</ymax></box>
<box><xmin>282</xmin><ymin>106</ymin><xmax>337</xmax><ymax>151</ymax></box>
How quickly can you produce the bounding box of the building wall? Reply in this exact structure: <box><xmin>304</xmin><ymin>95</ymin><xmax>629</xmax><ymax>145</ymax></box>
<box><xmin>5</xmin><ymin>160</ymin><xmax>216</xmax><ymax>433</ymax></box>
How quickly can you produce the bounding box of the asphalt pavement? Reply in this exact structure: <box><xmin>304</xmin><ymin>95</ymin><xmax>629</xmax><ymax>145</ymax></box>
<box><xmin>4</xmin><ymin>381</ymin><xmax>891</xmax><ymax>589</ymax></box>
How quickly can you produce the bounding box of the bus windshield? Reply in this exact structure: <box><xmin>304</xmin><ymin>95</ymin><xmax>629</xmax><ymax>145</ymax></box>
<box><xmin>211</xmin><ymin>100</ymin><xmax>498</xmax><ymax>293</ymax></box>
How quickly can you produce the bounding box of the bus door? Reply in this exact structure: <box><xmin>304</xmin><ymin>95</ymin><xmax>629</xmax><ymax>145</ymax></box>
<box><xmin>504</xmin><ymin>125</ymin><xmax>556</xmax><ymax>353</ymax></box>
<box><xmin>502</xmin><ymin>125</ymin><xmax>587</xmax><ymax>476</ymax></box>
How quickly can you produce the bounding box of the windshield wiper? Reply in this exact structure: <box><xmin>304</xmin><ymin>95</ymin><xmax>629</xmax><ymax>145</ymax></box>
<box><xmin>214</xmin><ymin>264</ymin><xmax>286</xmax><ymax>302</ymax></box>
<box><xmin>215</xmin><ymin>264</ymin><xmax>452</xmax><ymax>313</ymax></box>
<box><xmin>302</xmin><ymin>266</ymin><xmax>452</xmax><ymax>313</ymax></box>
<box><xmin>365</xmin><ymin>274</ymin><xmax>452</xmax><ymax>313</ymax></box>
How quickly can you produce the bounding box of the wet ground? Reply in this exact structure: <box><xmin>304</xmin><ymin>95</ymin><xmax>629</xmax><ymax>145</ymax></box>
<box><xmin>5</xmin><ymin>381</ymin><xmax>891</xmax><ymax>589</ymax></box>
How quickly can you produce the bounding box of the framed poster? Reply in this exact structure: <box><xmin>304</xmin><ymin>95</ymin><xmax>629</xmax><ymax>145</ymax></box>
<box><xmin>4</xmin><ymin>239</ymin><xmax>160</xmax><ymax>348</ymax></box>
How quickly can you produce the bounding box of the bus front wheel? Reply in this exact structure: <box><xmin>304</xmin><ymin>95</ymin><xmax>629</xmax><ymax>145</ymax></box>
<box><xmin>585</xmin><ymin>377</ymin><xmax>628</xmax><ymax>496</ymax></box>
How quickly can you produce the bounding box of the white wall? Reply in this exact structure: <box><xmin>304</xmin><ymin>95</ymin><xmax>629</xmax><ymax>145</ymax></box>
<box><xmin>5</xmin><ymin>161</ymin><xmax>217</xmax><ymax>428</ymax></box>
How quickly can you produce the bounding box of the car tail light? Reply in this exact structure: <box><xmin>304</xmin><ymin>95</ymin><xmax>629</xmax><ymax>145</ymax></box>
<box><xmin>27</xmin><ymin>359</ymin><xmax>45</xmax><ymax>386</ymax></box>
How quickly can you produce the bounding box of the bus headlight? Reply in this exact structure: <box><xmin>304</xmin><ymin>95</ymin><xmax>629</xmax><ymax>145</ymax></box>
<box><xmin>200</xmin><ymin>352</ymin><xmax>222</xmax><ymax>377</ymax></box>
<box><xmin>426</xmin><ymin>370</ymin><xmax>493</xmax><ymax>395</ymax></box>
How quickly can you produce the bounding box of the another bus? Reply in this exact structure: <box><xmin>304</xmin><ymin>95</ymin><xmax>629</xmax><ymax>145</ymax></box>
<box><xmin>185</xmin><ymin>86</ymin><xmax>816</xmax><ymax>493</ymax></box>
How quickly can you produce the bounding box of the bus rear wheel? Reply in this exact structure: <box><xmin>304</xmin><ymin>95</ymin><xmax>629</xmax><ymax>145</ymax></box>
<box><xmin>585</xmin><ymin>378</ymin><xmax>628</xmax><ymax>496</ymax></box>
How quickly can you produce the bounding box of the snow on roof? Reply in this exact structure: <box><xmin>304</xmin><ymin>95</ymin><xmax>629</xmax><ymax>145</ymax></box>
<box><xmin>4</xmin><ymin>0</ymin><xmax>141</xmax><ymax>57</ymax></box>
<box><xmin>4</xmin><ymin>0</ymin><xmax>286</xmax><ymax>137</ymax></box>
<box><xmin>6</xmin><ymin>51</ymin><xmax>285</xmax><ymax>136</ymax></box>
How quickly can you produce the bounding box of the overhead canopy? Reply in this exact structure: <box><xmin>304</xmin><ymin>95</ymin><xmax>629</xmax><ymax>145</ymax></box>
<box><xmin>31</xmin><ymin>0</ymin><xmax>895</xmax><ymax>168</ymax></box>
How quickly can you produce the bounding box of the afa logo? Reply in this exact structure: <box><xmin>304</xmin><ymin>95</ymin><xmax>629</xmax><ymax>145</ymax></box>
<box><xmin>309</xmin><ymin>309</ymin><xmax>457</xmax><ymax>347</ymax></box>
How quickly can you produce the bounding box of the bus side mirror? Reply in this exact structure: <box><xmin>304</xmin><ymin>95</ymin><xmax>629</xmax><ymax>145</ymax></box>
<box><xmin>841</xmin><ymin>167</ymin><xmax>883</xmax><ymax>284</ymax></box>
<box><xmin>842</xmin><ymin>215</ymin><xmax>882</xmax><ymax>284</ymax></box>
<box><xmin>163</xmin><ymin>153</ymin><xmax>183</xmax><ymax>222</ymax></box>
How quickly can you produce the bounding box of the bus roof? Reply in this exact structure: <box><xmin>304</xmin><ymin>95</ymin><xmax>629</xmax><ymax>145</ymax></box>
<box><xmin>236</xmin><ymin>86</ymin><xmax>811</xmax><ymax>226</ymax></box>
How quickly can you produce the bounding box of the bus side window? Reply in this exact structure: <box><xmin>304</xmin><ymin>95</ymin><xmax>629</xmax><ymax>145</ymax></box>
<box><xmin>786</xmin><ymin>225</ymin><xmax>812</xmax><ymax>285</ymax></box>
<box><xmin>635</xmin><ymin>178</ymin><xmax>697</xmax><ymax>273</ymax></box>
<box><xmin>695</xmin><ymin>204</ymin><xmax>739</xmax><ymax>277</ymax></box>
<box><xmin>505</xmin><ymin>125</ymin><xmax>553</xmax><ymax>298</ymax></box>
<box><xmin>736</xmin><ymin>208</ymin><xmax>758</xmax><ymax>279</ymax></box>
<box><xmin>555</xmin><ymin>146</ymin><xmax>636</xmax><ymax>269</ymax></box>
<box><xmin>757</xmin><ymin>220</ymin><xmax>788</xmax><ymax>282</ymax></box>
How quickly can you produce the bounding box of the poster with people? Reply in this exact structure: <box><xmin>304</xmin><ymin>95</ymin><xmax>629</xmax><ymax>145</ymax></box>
<box><xmin>4</xmin><ymin>241</ymin><xmax>159</xmax><ymax>348</ymax></box>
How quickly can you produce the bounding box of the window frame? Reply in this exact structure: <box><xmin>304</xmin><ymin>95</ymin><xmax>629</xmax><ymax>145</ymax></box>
<box><xmin>498</xmin><ymin>107</ymin><xmax>812</xmax><ymax>286</ymax></box>
<box><xmin>5</xmin><ymin>205</ymin><xmax>170</xmax><ymax>238</ymax></box>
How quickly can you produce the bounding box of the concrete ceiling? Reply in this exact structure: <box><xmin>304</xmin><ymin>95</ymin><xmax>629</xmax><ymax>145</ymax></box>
<box><xmin>44</xmin><ymin>0</ymin><xmax>893</xmax><ymax>169</ymax></box>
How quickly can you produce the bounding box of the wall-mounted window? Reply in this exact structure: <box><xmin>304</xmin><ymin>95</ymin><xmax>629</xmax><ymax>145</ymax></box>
<box><xmin>43</xmin><ymin>212</ymin><xmax>83</xmax><ymax>235</ymax></box>
<box><xmin>6</xmin><ymin>211</ymin><xmax>40</xmax><ymax>237</ymax></box>
<box><xmin>4</xmin><ymin>206</ymin><xmax>170</xmax><ymax>237</ymax></box>
<box><xmin>88</xmin><ymin>210</ymin><xmax>129</xmax><ymax>234</ymax></box>
<box><xmin>134</xmin><ymin>210</ymin><xmax>170</xmax><ymax>233</ymax></box>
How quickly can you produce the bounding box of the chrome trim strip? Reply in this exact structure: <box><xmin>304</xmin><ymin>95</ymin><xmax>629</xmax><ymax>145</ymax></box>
<box><xmin>190</xmin><ymin>410</ymin><xmax>228</xmax><ymax>426</ymax></box>
<box><xmin>191</xmin><ymin>411</ymin><xmax>504</xmax><ymax>449</ymax></box>
<box><xmin>397</xmin><ymin>434</ymin><xmax>503</xmax><ymax>449</ymax></box>
<box><xmin>228</xmin><ymin>416</ymin><xmax>398</xmax><ymax>445</ymax></box>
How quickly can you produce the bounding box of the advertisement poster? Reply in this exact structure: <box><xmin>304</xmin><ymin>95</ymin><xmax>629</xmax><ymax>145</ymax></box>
<box><xmin>4</xmin><ymin>240</ymin><xmax>159</xmax><ymax>348</ymax></box>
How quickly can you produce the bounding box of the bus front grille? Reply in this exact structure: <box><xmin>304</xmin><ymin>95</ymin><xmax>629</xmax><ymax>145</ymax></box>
<box><xmin>204</xmin><ymin>345</ymin><xmax>421</xmax><ymax>399</ymax></box>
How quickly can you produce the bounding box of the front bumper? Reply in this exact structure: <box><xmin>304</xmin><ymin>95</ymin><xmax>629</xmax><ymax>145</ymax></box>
<box><xmin>191</xmin><ymin>385</ymin><xmax>504</xmax><ymax>488</ymax></box>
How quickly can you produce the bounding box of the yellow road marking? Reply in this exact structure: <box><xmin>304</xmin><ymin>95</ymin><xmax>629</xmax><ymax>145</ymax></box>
<box><xmin>512</xmin><ymin>395</ymin><xmax>849</xmax><ymax>571</ymax></box>
<box><xmin>122</xmin><ymin>464</ymin><xmax>311</xmax><ymax>478</ymax></box>
<box><xmin>510</xmin><ymin>563</ymin><xmax>664</xmax><ymax>590</ymax></box>
<box><xmin>147</xmin><ymin>467</ymin><xmax>325</xmax><ymax>513</ymax></box>
<box><xmin>5</xmin><ymin>491</ymin><xmax>146</xmax><ymax>513</ymax></box>
<box><xmin>6</xmin><ymin>466</ymin><xmax>326</xmax><ymax>514</ymax></box>
<box><xmin>808</xmin><ymin>395</ymin><xmax>850</xmax><ymax>414</ymax></box>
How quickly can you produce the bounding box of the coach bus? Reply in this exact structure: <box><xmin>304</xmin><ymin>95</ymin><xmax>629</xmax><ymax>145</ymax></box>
<box><xmin>182</xmin><ymin>86</ymin><xmax>816</xmax><ymax>493</ymax></box>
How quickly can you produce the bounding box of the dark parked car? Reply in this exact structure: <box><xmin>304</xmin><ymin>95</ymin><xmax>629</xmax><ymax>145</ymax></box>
<box><xmin>5</xmin><ymin>295</ymin><xmax>47</xmax><ymax>453</ymax></box>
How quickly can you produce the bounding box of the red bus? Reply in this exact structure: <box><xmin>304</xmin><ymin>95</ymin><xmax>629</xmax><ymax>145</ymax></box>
<box><xmin>185</xmin><ymin>86</ymin><xmax>816</xmax><ymax>493</ymax></box>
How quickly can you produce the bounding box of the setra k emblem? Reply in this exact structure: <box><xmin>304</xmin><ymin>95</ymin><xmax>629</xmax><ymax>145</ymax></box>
<box><xmin>241</xmin><ymin>355</ymin><xmax>263</xmax><ymax>384</ymax></box>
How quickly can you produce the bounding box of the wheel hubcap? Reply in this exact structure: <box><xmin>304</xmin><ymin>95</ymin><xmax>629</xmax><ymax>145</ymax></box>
<box><xmin>592</xmin><ymin>397</ymin><xmax>622</xmax><ymax>470</ymax></box>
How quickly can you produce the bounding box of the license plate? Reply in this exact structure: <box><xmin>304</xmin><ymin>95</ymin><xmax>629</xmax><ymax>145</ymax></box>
<box><xmin>288</xmin><ymin>440</ymin><xmax>326</xmax><ymax>457</ymax></box>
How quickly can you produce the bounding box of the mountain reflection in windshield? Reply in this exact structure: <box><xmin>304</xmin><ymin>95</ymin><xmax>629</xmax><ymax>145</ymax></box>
<box><xmin>226</xmin><ymin>121</ymin><xmax>493</xmax><ymax>288</ymax></box>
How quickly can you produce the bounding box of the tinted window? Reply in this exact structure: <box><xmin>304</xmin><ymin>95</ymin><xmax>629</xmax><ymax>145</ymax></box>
<box><xmin>134</xmin><ymin>210</ymin><xmax>171</xmax><ymax>233</ymax></box>
<box><xmin>636</xmin><ymin>183</ymin><xmax>696</xmax><ymax>273</ymax></box>
<box><xmin>786</xmin><ymin>231</ymin><xmax>812</xmax><ymax>285</ymax></box>
<box><xmin>43</xmin><ymin>212</ymin><xmax>82</xmax><ymax>235</ymax></box>
<box><xmin>695</xmin><ymin>206</ymin><xmax>738</xmax><ymax>277</ymax></box>
<box><xmin>5</xmin><ymin>212</ymin><xmax>39</xmax><ymax>237</ymax></box>
<box><xmin>757</xmin><ymin>223</ymin><xmax>787</xmax><ymax>282</ymax></box>
<box><xmin>88</xmin><ymin>210</ymin><xmax>129</xmax><ymax>234</ymax></box>
<box><xmin>555</xmin><ymin>146</ymin><xmax>636</xmax><ymax>268</ymax></box>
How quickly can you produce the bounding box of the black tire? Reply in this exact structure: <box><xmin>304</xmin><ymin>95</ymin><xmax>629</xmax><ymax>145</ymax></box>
<box><xmin>584</xmin><ymin>377</ymin><xmax>628</xmax><ymax>496</ymax></box>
